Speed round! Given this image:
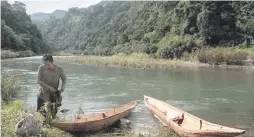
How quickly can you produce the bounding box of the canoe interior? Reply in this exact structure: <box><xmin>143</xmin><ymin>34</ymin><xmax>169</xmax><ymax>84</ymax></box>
<box><xmin>144</xmin><ymin>95</ymin><xmax>246</xmax><ymax>137</ymax></box>
<box><xmin>51</xmin><ymin>101</ymin><xmax>137</xmax><ymax>133</ymax></box>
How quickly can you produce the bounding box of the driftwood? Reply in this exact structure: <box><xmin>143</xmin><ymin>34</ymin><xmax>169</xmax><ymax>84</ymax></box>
<box><xmin>15</xmin><ymin>113</ymin><xmax>41</xmax><ymax>137</ymax></box>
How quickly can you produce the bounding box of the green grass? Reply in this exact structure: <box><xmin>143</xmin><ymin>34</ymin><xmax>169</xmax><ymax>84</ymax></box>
<box><xmin>1</xmin><ymin>100</ymin><xmax>25</xmax><ymax>137</ymax></box>
<box><xmin>57</xmin><ymin>47</ymin><xmax>254</xmax><ymax>69</ymax></box>
<box><xmin>1</xmin><ymin>72</ymin><xmax>22</xmax><ymax>104</ymax></box>
<box><xmin>57</xmin><ymin>53</ymin><xmax>204</xmax><ymax>69</ymax></box>
<box><xmin>197</xmin><ymin>47</ymin><xmax>254</xmax><ymax>65</ymax></box>
<box><xmin>1</xmin><ymin>100</ymin><xmax>72</xmax><ymax>137</ymax></box>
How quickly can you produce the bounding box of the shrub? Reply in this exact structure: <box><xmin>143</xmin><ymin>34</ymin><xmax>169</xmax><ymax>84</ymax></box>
<box><xmin>1</xmin><ymin>100</ymin><xmax>24</xmax><ymax>137</ymax></box>
<box><xmin>1</xmin><ymin>100</ymin><xmax>72</xmax><ymax>137</ymax></box>
<box><xmin>197</xmin><ymin>47</ymin><xmax>251</xmax><ymax>65</ymax></box>
<box><xmin>1</xmin><ymin>72</ymin><xmax>22</xmax><ymax>104</ymax></box>
<box><xmin>156</xmin><ymin>35</ymin><xmax>202</xmax><ymax>59</ymax></box>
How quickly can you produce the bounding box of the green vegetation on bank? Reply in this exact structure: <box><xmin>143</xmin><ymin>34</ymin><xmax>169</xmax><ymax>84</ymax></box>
<box><xmin>38</xmin><ymin>1</ymin><xmax>254</xmax><ymax>60</ymax></box>
<box><xmin>197</xmin><ymin>47</ymin><xmax>254</xmax><ymax>65</ymax></box>
<box><xmin>57</xmin><ymin>47</ymin><xmax>254</xmax><ymax>69</ymax></box>
<box><xmin>1</xmin><ymin>72</ymin><xmax>22</xmax><ymax>104</ymax></box>
<box><xmin>1</xmin><ymin>1</ymin><xmax>51</xmax><ymax>54</ymax></box>
<box><xmin>1</xmin><ymin>100</ymin><xmax>72</xmax><ymax>137</ymax></box>
<box><xmin>57</xmin><ymin>53</ymin><xmax>199</xmax><ymax>69</ymax></box>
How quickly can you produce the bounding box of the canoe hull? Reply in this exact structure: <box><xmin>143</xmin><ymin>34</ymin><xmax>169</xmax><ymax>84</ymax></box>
<box><xmin>144</xmin><ymin>96</ymin><xmax>245</xmax><ymax>137</ymax></box>
<box><xmin>51</xmin><ymin>101</ymin><xmax>137</xmax><ymax>134</ymax></box>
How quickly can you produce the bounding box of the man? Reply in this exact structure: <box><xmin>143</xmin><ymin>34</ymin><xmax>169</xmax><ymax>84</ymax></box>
<box><xmin>37</xmin><ymin>54</ymin><xmax>66</xmax><ymax>118</ymax></box>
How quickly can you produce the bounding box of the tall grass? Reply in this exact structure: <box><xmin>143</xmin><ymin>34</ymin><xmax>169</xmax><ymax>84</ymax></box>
<box><xmin>197</xmin><ymin>47</ymin><xmax>254</xmax><ymax>65</ymax></box>
<box><xmin>1</xmin><ymin>100</ymin><xmax>72</xmax><ymax>137</ymax></box>
<box><xmin>57</xmin><ymin>47</ymin><xmax>254</xmax><ymax>69</ymax></box>
<box><xmin>57</xmin><ymin>53</ymin><xmax>203</xmax><ymax>69</ymax></box>
<box><xmin>1</xmin><ymin>72</ymin><xmax>22</xmax><ymax>104</ymax></box>
<box><xmin>1</xmin><ymin>100</ymin><xmax>25</xmax><ymax>137</ymax></box>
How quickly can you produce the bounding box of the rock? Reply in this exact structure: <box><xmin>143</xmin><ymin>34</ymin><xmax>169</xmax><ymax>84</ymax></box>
<box><xmin>15</xmin><ymin>113</ymin><xmax>41</xmax><ymax>137</ymax></box>
<box><xmin>60</xmin><ymin>108</ymin><xmax>70</xmax><ymax>113</ymax></box>
<box><xmin>119</xmin><ymin>118</ymin><xmax>131</xmax><ymax>129</ymax></box>
<box><xmin>243</xmin><ymin>58</ymin><xmax>254</xmax><ymax>66</ymax></box>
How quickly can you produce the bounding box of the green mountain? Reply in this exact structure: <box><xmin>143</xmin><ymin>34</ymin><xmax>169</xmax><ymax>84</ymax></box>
<box><xmin>38</xmin><ymin>1</ymin><xmax>254</xmax><ymax>58</ymax></box>
<box><xmin>31</xmin><ymin>10</ymin><xmax>67</xmax><ymax>21</ymax></box>
<box><xmin>1</xmin><ymin>1</ymin><xmax>51</xmax><ymax>53</ymax></box>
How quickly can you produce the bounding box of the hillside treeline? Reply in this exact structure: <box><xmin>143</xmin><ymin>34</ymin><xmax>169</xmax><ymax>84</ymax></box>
<box><xmin>1</xmin><ymin>1</ymin><xmax>51</xmax><ymax>53</ymax></box>
<box><xmin>37</xmin><ymin>1</ymin><xmax>254</xmax><ymax>58</ymax></box>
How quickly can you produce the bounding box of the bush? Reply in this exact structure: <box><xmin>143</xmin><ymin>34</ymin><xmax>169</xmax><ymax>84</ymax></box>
<box><xmin>157</xmin><ymin>35</ymin><xmax>202</xmax><ymax>59</ymax></box>
<box><xmin>197</xmin><ymin>47</ymin><xmax>251</xmax><ymax>65</ymax></box>
<box><xmin>156</xmin><ymin>35</ymin><xmax>202</xmax><ymax>59</ymax></box>
<box><xmin>1</xmin><ymin>100</ymin><xmax>25</xmax><ymax>137</ymax></box>
<box><xmin>1</xmin><ymin>100</ymin><xmax>72</xmax><ymax>137</ymax></box>
<box><xmin>131</xmin><ymin>43</ymin><xmax>158</xmax><ymax>54</ymax></box>
<box><xmin>1</xmin><ymin>72</ymin><xmax>22</xmax><ymax>104</ymax></box>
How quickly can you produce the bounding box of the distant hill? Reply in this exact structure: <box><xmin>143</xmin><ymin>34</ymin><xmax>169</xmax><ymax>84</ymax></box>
<box><xmin>31</xmin><ymin>10</ymin><xmax>67</xmax><ymax>21</ymax></box>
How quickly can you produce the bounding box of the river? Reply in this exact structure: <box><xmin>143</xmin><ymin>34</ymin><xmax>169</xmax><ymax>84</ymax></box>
<box><xmin>1</xmin><ymin>56</ymin><xmax>254</xmax><ymax>136</ymax></box>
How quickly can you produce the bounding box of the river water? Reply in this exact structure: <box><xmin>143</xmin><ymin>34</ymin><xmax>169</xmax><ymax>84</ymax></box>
<box><xmin>1</xmin><ymin>56</ymin><xmax>254</xmax><ymax>136</ymax></box>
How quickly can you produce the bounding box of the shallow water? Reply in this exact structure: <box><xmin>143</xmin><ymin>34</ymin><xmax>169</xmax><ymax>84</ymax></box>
<box><xmin>1</xmin><ymin>56</ymin><xmax>254</xmax><ymax>136</ymax></box>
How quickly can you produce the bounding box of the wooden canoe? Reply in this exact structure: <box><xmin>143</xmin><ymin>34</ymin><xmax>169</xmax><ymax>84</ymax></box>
<box><xmin>50</xmin><ymin>101</ymin><xmax>137</xmax><ymax>134</ymax></box>
<box><xmin>144</xmin><ymin>95</ymin><xmax>246</xmax><ymax>137</ymax></box>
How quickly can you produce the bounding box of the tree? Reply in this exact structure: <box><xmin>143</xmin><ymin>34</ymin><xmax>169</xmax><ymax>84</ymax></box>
<box><xmin>1</xmin><ymin>1</ymin><xmax>50</xmax><ymax>53</ymax></box>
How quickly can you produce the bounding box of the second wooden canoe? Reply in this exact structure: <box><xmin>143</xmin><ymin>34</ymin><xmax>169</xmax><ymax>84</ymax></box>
<box><xmin>144</xmin><ymin>95</ymin><xmax>245</xmax><ymax>137</ymax></box>
<box><xmin>50</xmin><ymin>101</ymin><xmax>137</xmax><ymax>134</ymax></box>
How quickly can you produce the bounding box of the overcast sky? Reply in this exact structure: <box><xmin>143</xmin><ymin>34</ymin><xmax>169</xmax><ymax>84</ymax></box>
<box><xmin>8</xmin><ymin>0</ymin><xmax>102</xmax><ymax>14</ymax></box>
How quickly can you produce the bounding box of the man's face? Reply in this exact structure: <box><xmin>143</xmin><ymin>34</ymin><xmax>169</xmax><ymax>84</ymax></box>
<box><xmin>44</xmin><ymin>60</ymin><xmax>54</xmax><ymax>69</ymax></box>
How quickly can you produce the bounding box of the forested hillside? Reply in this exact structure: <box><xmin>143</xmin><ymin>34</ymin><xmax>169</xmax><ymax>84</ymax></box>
<box><xmin>38</xmin><ymin>1</ymin><xmax>254</xmax><ymax>59</ymax></box>
<box><xmin>1</xmin><ymin>1</ymin><xmax>51</xmax><ymax>54</ymax></box>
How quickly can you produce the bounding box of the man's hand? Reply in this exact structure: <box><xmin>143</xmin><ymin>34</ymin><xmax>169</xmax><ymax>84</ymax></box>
<box><xmin>49</xmin><ymin>87</ymin><xmax>57</xmax><ymax>92</ymax></box>
<box><xmin>59</xmin><ymin>89</ymin><xmax>64</xmax><ymax>94</ymax></box>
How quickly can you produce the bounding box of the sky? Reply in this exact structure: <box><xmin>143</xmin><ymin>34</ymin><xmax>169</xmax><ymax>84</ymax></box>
<box><xmin>8</xmin><ymin>0</ymin><xmax>102</xmax><ymax>14</ymax></box>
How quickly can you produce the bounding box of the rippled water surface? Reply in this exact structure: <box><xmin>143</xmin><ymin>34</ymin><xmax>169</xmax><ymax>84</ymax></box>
<box><xmin>1</xmin><ymin>56</ymin><xmax>254</xmax><ymax>136</ymax></box>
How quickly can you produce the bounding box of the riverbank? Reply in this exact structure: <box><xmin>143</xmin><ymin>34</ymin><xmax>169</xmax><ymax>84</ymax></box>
<box><xmin>2</xmin><ymin>100</ymin><xmax>178</xmax><ymax>137</ymax></box>
<box><xmin>56</xmin><ymin>53</ymin><xmax>207</xmax><ymax>69</ymax></box>
<box><xmin>1</xmin><ymin>50</ymin><xmax>35</xmax><ymax>59</ymax></box>
<box><xmin>56</xmin><ymin>49</ymin><xmax>254</xmax><ymax>70</ymax></box>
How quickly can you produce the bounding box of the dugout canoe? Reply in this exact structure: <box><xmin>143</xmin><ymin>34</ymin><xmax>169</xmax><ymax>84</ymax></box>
<box><xmin>144</xmin><ymin>95</ymin><xmax>245</xmax><ymax>137</ymax></box>
<box><xmin>50</xmin><ymin>101</ymin><xmax>137</xmax><ymax>134</ymax></box>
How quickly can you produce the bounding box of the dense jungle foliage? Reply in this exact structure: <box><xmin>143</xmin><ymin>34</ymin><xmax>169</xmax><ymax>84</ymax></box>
<box><xmin>37</xmin><ymin>1</ymin><xmax>254</xmax><ymax>59</ymax></box>
<box><xmin>1</xmin><ymin>1</ymin><xmax>51</xmax><ymax>53</ymax></box>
